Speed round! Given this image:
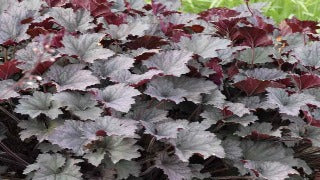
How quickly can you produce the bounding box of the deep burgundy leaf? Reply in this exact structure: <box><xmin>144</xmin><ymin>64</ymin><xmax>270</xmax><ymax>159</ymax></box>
<box><xmin>32</xmin><ymin>61</ymin><xmax>54</xmax><ymax>75</ymax></box>
<box><xmin>213</xmin><ymin>18</ymin><xmax>244</xmax><ymax>41</ymax></box>
<box><xmin>206</xmin><ymin>58</ymin><xmax>223</xmax><ymax>85</ymax></box>
<box><xmin>234</xmin><ymin>78</ymin><xmax>284</xmax><ymax>96</ymax></box>
<box><xmin>70</xmin><ymin>0</ymin><xmax>112</xmax><ymax>17</ymax></box>
<box><xmin>103</xmin><ymin>13</ymin><xmax>127</xmax><ymax>26</ymax></box>
<box><xmin>50</xmin><ymin>29</ymin><xmax>65</xmax><ymax>48</ymax></box>
<box><xmin>125</xmin><ymin>36</ymin><xmax>168</xmax><ymax>50</ymax></box>
<box><xmin>280</xmin><ymin>17</ymin><xmax>319</xmax><ymax>35</ymax></box>
<box><xmin>160</xmin><ymin>21</ymin><xmax>190</xmax><ymax>42</ymax></box>
<box><xmin>227</xmin><ymin>64</ymin><xmax>239</xmax><ymax>78</ymax></box>
<box><xmin>0</xmin><ymin>60</ymin><xmax>21</xmax><ymax>80</ymax></box>
<box><xmin>151</xmin><ymin>1</ymin><xmax>166</xmax><ymax>15</ymax></box>
<box><xmin>27</xmin><ymin>27</ymin><xmax>49</xmax><ymax>38</ymax></box>
<box><xmin>250</xmin><ymin>131</ymin><xmax>274</xmax><ymax>139</ymax></box>
<box><xmin>222</xmin><ymin>107</ymin><xmax>234</xmax><ymax>117</ymax></box>
<box><xmin>292</xmin><ymin>74</ymin><xmax>320</xmax><ymax>90</ymax></box>
<box><xmin>27</xmin><ymin>19</ymin><xmax>57</xmax><ymax>38</ymax></box>
<box><xmin>237</xmin><ymin>26</ymin><xmax>273</xmax><ymax>47</ymax></box>
<box><xmin>303</xmin><ymin>110</ymin><xmax>320</xmax><ymax>128</ymax></box>
<box><xmin>184</xmin><ymin>25</ymin><xmax>205</xmax><ymax>33</ymax></box>
<box><xmin>135</xmin><ymin>52</ymin><xmax>157</xmax><ymax>61</ymax></box>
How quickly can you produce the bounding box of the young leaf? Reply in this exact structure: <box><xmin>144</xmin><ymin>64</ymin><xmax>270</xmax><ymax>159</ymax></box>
<box><xmin>293</xmin><ymin>41</ymin><xmax>320</xmax><ymax>68</ymax></box>
<box><xmin>82</xmin><ymin>116</ymin><xmax>138</xmax><ymax>138</ymax></box>
<box><xmin>109</xmin><ymin>69</ymin><xmax>162</xmax><ymax>86</ymax></box>
<box><xmin>18</xmin><ymin>119</ymin><xmax>63</xmax><ymax>142</ymax></box>
<box><xmin>93</xmin><ymin>83</ymin><xmax>140</xmax><ymax>113</ymax></box>
<box><xmin>145</xmin><ymin>76</ymin><xmax>216</xmax><ymax>104</ymax></box>
<box><xmin>58</xmin><ymin>33</ymin><xmax>115</xmax><ymax>63</ymax></box>
<box><xmin>144</xmin><ymin>77</ymin><xmax>188</xmax><ymax>104</ymax></box>
<box><xmin>23</xmin><ymin>153</ymin><xmax>83</xmax><ymax>180</ymax></box>
<box><xmin>15</xmin><ymin>91</ymin><xmax>63</xmax><ymax>119</ymax></box>
<box><xmin>44</xmin><ymin>64</ymin><xmax>99</xmax><ymax>92</ymax></box>
<box><xmin>126</xmin><ymin>103</ymin><xmax>168</xmax><ymax>123</ymax></box>
<box><xmin>238</xmin><ymin>47</ymin><xmax>273</xmax><ymax>64</ymax></box>
<box><xmin>154</xmin><ymin>152</ymin><xmax>192</xmax><ymax>180</ymax></box>
<box><xmin>48</xmin><ymin>120</ymin><xmax>88</xmax><ymax>155</ymax></box>
<box><xmin>292</xmin><ymin>74</ymin><xmax>320</xmax><ymax>90</ymax></box>
<box><xmin>177</xmin><ymin>34</ymin><xmax>231</xmax><ymax>59</ymax></box>
<box><xmin>173</xmin><ymin>128</ymin><xmax>225</xmax><ymax>162</ymax></box>
<box><xmin>170</xmin><ymin>76</ymin><xmax>217</xmax><ymax>103</ymax></box>
<box><xmin>102</xmin><ymin>136</ymin><xmax>140</xmax><ymax>164</ymax></box>
<box><xmin>141</xmin><ymin>120</ymin><xmax>184</xmax><ymax>140</ymax></box>
<box><xmin>49</xmin><ymin>7</ymin><xmax>94</xmax><ymax>32</ymax></box>
<box><xmin>266</xmin><ymin>88</ymin><xmax>320</xmax><ymax>116</ymax></box>
<box><xmin>106</xmin><ymin>20</ymin><xmax>150</xmax><ymax>40</ymax></box>
<box><xmin>143</xmin><ymin>50</ymin><xmax>193</xmax><ymax>77</ymax></box>
<box><xmin>91</xmin><ymin>55</ymin><xmax>135</xmax><ymax>79</ymax></box>
<box><xmin>53</xmin><ymin>92</ymin><xmax>102</xmax><ymax>120</ymax></box>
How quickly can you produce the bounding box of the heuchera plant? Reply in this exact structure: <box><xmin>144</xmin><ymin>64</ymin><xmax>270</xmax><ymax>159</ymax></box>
<box><xmin>1</xmin><ymin>0</ymin><xmax>320</xmax><ymax>179</ymax></box>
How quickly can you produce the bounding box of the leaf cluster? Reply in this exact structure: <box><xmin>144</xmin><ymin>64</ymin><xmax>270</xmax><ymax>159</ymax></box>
<box><xmin>1</xmin><ymin>0</ymin><xmax>320</xmax><ymax>180</ymax></box>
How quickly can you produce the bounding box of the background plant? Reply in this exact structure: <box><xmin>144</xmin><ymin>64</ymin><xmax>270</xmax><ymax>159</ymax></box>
<box><xmin>151</xmin><ymin>0</ymin><xmax>320</xmax><ymax>23</ymax></box>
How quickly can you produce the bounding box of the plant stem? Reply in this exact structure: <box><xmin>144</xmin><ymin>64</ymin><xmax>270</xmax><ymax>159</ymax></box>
<box><xmin>212</xmin><ymin>176</ymin><xmax>256</xmax><ymax>180</ymax></box>
<box><xmin>3</xmin><ymin>47</ymin><xmax>8</xmax><ymax>62</ymax></box>
<box><xmin>147</xmin><ymin>137</ymin><xmax>155</xmax><ymax>152</ymax></box>
<box><xmin>187</xmin><ymin>104</ymin><xmax>202</xmax><ymax>121</ymax></box>
<box><xmin>0</xmin><ymin>106</ymin><xmax>20</xmax><ymax>123</ymax></box>
<box><xmin>12</xmin><ymin>45</ymin><xmax>16</xmax><ymax>59</ymax></box>
<box><xmin>211</xmin><ymin>167</ymin><xmax>229</xmax><ymax>173</ymax></box>
<box><xmin>245</xmin><ymin>0</ymin><xmax>254</xmax><ymax>16</ymax></box>
<box><xmin>140</xmin><ymin>166</ymin><xmax>155</xmax><ymax>176</ymax></box>
<box><xmin>0</xmin><ymin>142</ymin><xmax>29</xmax><ymax>166</ymax></box>
<box><xmin>0</xmin><ymin>155</ymin><xmax>26</xmax><ymax>168</ymax></box>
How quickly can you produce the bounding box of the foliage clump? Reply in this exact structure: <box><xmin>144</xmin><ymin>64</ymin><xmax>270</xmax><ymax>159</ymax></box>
<box><xmin>1</xmin><ymin>0</ymin><xmax>320</xmax><ymax>179</ymax></box>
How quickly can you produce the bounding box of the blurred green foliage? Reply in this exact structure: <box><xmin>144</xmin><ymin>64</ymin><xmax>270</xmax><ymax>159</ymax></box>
<box><xmin>181</xmin><ymin>0</ymin><xmax>320</xmax><ymax>23</ymax></box>
<box><xmin>147</xmin><ymin>0</ymin><xmax>320</xmax><ymax>23</ymax></box>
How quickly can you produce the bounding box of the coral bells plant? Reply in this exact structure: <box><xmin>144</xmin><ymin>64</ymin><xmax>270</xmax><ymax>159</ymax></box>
<box><xmin>2</xmin><ymin>0</ymin><xmax>320</xmax><ymax>179</ymax></box>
